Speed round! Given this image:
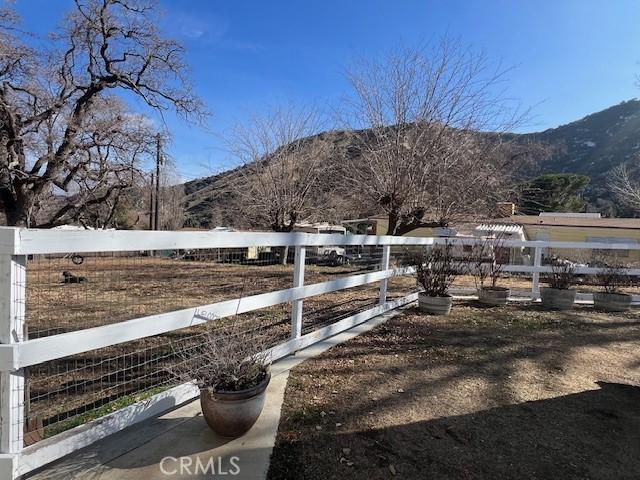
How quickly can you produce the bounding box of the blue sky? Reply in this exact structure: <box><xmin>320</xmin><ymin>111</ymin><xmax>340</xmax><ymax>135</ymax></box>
<box><xmin>12</xmin><ymin>0</ymin><xmax>640</xmax><ymax>181</ymax></box>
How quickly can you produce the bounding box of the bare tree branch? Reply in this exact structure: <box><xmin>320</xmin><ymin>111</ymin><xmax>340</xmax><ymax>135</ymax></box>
<box><xmin>224</xmin><ymin>105</ymin><xmax>329</xmax><ymax>233</ymax></box>
<box><xmin>340</xmin><ymin>39</ymin><xmax>546</xmax><ymax>234</ymax></box>
<box><xmin>609</xmin><ymin>164</ymin><xmax>640</xmax><ymax>212</ymax></box>
<box><xmin>0</xmin><ymin>0</ymin><xmax>205</xmax><ymax>227</ymax></box>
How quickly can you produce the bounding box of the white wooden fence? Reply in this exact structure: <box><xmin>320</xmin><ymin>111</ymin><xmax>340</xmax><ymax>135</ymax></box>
<box><xmin>0</xmin><ymin>227</ymin><xmax>639</xmax><ymax>479</ymax></box>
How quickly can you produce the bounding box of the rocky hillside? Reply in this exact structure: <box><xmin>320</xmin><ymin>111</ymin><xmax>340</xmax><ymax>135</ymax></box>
<box><xmin>183</xmin><ymin>99</ymin><xmax>640</xmax><ymax>227</ymax></box>
<box><xmin>526</xmin><ymin>99</ymin><xmax>640</xmax><ymax>214</ymax></box>
<box><xmin>530</xmin><ymin>99</ymin><xmax>640</xmax><ymax>176</ymax></box>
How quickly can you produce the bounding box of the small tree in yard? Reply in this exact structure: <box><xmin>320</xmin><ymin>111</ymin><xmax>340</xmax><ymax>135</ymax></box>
<box><xmin>171</xmin><ymin>323</ymin><xmax>273</xmax><ymax>393</ymax></box>
<box><xmin>226</xmin><ymin>106</ymin><xmax>329</xmax><ymax>263</ymax></box>
<box><xmin>545</xmin><ymin>259</ymin><xmax>577</xmax><ymax>290</ymax></box>
<box><xmin>467</xmin><ymin>232</ymin><xmax>513</xmax><ymax>305</ymax></box>
<box><xmin>408</xmin><ymin>243</ymin><xmax>464</xmax><ymax>297</ymax></box>
<box><xmin>407</xmin><ymin>243</ymin><xmax>466</xmax><ymax>314</ymax></box>
<box><xmin>0</xmin><ymin>0</ymin><xmax>203</xmax><ymax>227</ymax></box>
<box><xmin>592</xmin><ymin>259</ymin><xmax>633</xmax><ymax>312</ymax></box>
<box><xmin>341</xmin><ymin>39</ymin><xmax>549</xmax><ymax>235</ymax></box>
<box><xmin>540</xmin><ymin>256</ymin><xmax>579</xmax><ymax>311</ymax></box>
<box><xmin>170</xmin><ymin>321</ymin><xmax>276</xmax><ymax>437</ymax></box>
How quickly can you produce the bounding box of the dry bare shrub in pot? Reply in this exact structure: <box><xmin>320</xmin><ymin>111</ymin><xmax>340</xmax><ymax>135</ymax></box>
<box><xmin>593</xmin><ymin>259</ymin><xmax>632</xmax><ymax>312</ymax></box>
<box><xmin>171</xmin><ymin>321</ymin><xmax>274</xmax><ymax>437</ymax></box>
<box><xmin>540</xmin><ymin>256</ymin><xmax>577</xmax><ymax>310</ymax></box>
<box><xmin>468</xmin><ymin>233</ymin><xmax>510</xmax><ymax>306</ymax></box>
<box><xmin>408</xmin><ymin>243</ymin><xmax>464</xmax><ymax>315</ymax></box>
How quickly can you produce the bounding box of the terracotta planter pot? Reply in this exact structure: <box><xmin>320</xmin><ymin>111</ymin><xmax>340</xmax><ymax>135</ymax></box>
<box><xmin>418</xmin><ymin>292</ymin><xmax>453</xmax><ymax>315</ymax></box>
<box><xmin>479</xmin><ymin>287</ymin><xmax>510</xmax><ymax>306</ymax></box>
<box><xmin>200</xmin><ymin>372</ymin><xmax>270</xmax><ymax>437</ymax></box>
<box><xmin>593</xmin><ymin>292</ymin><xmax>632</xmax><ymax>312</ymax></box>
<box><xmin>540</xmin><ymin>287</ymin><xmax>576</xmax><ymax>311</ymax></box>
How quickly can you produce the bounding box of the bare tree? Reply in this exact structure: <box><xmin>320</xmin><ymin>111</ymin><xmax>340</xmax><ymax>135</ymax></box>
<box><xmin>158</xmin><ymin>160</ymin><xmax>186</xmax><ymax>230</ymax></box>
<box><xmin>35</xmin><ymin>97</ymin><xmax>158</xmax><ymax>228</ymax></box>
<box><xmin>226</xmin><ymin>106</ymin><xmax>329</xmax><ymax>232</ymax></box>
<box><xmin>341</xmin><ymin>40</ymin><xmax>540</xmax><ymax>235</ymax></box>
<box><xmin>609</xmin><ymin>164</ymin><xmax>640</xmax><ymax>211</ymax></box>
<box><xmin>0</xmin><ymin>0</ymin><xmax>203</xmax><ymax>227</ymax></box>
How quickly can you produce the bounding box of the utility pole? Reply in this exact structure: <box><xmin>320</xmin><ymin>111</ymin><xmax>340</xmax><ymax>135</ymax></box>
<box><xmin>149</xmin><ymin>173</ymin><xmax>155</xmax><ymax>230</ymax></box>
<box><xmin>154</xmin><ymin>134</ymin><xmax>163</xmax><ymax>231</ymax></box>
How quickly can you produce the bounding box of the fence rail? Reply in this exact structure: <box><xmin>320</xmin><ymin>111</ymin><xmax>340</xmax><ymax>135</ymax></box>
<box><xmin>1</xmin><ymin>227</ymin><xmax>640</xmax><ymax>479</ymax></box>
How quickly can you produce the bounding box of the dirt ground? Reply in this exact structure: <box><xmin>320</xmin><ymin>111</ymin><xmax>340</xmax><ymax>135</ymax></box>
<box><xmin>23</xmin><ymin>254</ymin><xmax>416</xmax><ymax>438</ymax></box>
<box><xmin>26</xmin><ymin>255</ymin><xmax>407</xmax><ymax>335</ymax></box>
<box><xmin>269</xmin><ymin>302</ymin><xmax>640</xmax><ymax>480</ymax></box>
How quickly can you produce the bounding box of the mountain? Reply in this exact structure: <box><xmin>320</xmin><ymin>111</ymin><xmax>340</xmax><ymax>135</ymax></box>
<box><xmin>183</xmin><ymin>99</ymin><xmax>640</xmax><ymax>227</ymax></box>
<box><xmin>528</xmin><ymin>99</ymin><xmax>640</xmax><ymax>176</ymax></box>
<box><xmin>182</xmin><ymin>166</ymin><xmax>241</xmax><ymax>228</ymax></box>
<box><xmin>523</xmin><ymin>99</ymin><xmax>640</xmax><ymax>215</ymax></box>
<box><xmin>182</xmin><ymin>130</ymin><xmax>363</xmax><ymax>228</ymax></box>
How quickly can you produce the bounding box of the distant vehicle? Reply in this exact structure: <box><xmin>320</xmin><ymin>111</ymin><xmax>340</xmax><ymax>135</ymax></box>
<box><xmin>293</xmin><ymin>223</ymin><xmax>356</xmax><ymax>266</ymax></box>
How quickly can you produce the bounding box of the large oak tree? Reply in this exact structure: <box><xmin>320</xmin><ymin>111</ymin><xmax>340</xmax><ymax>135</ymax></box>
<box><xmin>0</xmin><ymin>0</ymin><xmax>202</xmax><ymax>226</ymax></box>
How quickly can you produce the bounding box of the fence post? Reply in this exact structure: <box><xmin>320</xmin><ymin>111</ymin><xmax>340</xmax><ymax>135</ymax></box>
<box><xmin>0</xmin><ymin>252</ymin><xmax>26</xmax><ymax>470</ymax></box>
<box><xmin>291</xmin><ymin>246</ymin><xmax>306</xmax><ymax>342</ymax></box>
<box><xmin>531</xmin><ymin>245</ymin><xmax>543</xmax><ymax>300</ymax></box>
<box><xmin>379</xmin><ymin>245</ymin><xmax>391</xmax><ymax>305</ymax></box>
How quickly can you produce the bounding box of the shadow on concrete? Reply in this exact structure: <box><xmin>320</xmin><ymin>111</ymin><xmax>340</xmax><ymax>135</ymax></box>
<box><xmin>26</xmin><ymin>407</ymin><xmax>234</xmax><ymax>480</ymax></box>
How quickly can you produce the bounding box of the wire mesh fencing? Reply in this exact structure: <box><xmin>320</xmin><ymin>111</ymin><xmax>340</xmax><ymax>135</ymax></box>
<box><xmin>23</xmin><ymin>303</ymin><xmax>292</xmax><ymax>443</ymax></box>
<box><xmin>22</xmin><ymin>246</ymin><xmax>294</xmax><ymax>444</ymax></box>
<box><xmin>26</xmin><ymin>248</ymin><xmax>291</xmax><ymax>338</ymax></box>
<box><xmin>299</xmin><ymin>243</ymin><xmax>385</xmax><ymax>335</ymax></box>
<box><xmin>19</xmin><ymin>241</ymin><xmax>403</xmax><ymax>445</ymax></box>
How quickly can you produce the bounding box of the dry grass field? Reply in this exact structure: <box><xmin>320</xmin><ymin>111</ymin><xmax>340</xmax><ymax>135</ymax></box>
<box><xmin>23</xmin><ymin>253</ymin><xmax>415</xmax><ymax>440</ymax></box>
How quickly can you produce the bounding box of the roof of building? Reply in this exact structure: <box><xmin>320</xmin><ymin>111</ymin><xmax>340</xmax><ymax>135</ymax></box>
<box><xmin>538</xmin><ymin>212</ymin><xmax>601</xmax><ymax>219</ymax></box>
<box><xmin>476</xmin><ymin>223</ymin><xmax>525</xmax><ymax>234</ymax></box>
<box><xmin>475</xmin><ymin>223</ymin><xmax>527</xmax><ymax>241</ymax></box>
<box><xmin>499</xmin><ymin>215</ymin><xmax>640</xmax><ymax>229</ymax></box>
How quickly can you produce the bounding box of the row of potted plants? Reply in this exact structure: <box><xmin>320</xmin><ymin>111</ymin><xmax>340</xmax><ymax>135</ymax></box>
<box><xmin>541</xmin><ymin>259</ymin><xmax>632</xmax><ymax>312</ymax></box>
<box><xmin>168</xmin><ymin>244</ymin><xmax>633</xmax><ymax>441</ymax></box>
<box><xmin>410</xmin><ymin>242</ymin><xmax>635</xmax><ymax>314</ymax></box>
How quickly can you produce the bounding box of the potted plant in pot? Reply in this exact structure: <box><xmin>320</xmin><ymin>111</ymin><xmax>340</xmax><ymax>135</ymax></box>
<box><xmin>540</xmin><ymin>257</ymin><xmax>577</xmax><ymax>310</ymax></box>
<box><xmin>172</xmin><ymin>323</ymin><xmax>273</xmax><ymax>438</ymax></box>
<box><xmin>468</xmin><ymin>233</ymin><xmax>510</xmax><ymax>306</ymax></box>
<box><xmin>593</xmin><ymin>260</ymin><xmax>632</xmax><ymax>312</ymax></box>
<box><xmin>408</xmin><ymin>243</ymin><xmax>463</xmax><ymax>315</ymax></box>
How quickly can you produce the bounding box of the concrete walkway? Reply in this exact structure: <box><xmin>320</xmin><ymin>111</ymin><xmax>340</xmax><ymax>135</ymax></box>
<box><xmin>28</xmin><ymin>308</ymin><xmax>402</xmax><ymax>480</ymax></box>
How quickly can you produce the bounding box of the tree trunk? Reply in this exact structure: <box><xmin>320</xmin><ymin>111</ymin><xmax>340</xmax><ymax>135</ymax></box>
<box><xmin>5</xmin><ymin>208</ymin><xmax>28</xmax><ymax>227</ymax></box>
<box><xmin>3</xmin><ymin>195</ymin><xmax>29</xmax><ymax>227</ymax></box>
<box><xmin>280</xmin><ymin>245</ymin><xmax>289</xmax><ymax>266</ymax></box>
<box><xmin>387</xmin><ymin>210</ymin><xmax>399</xmax><ymax>236</ymax></box>
<box><xmin>273</xmin><ymin>222</ymin><xmax>294</xmax><ymax>265</ymax></box>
